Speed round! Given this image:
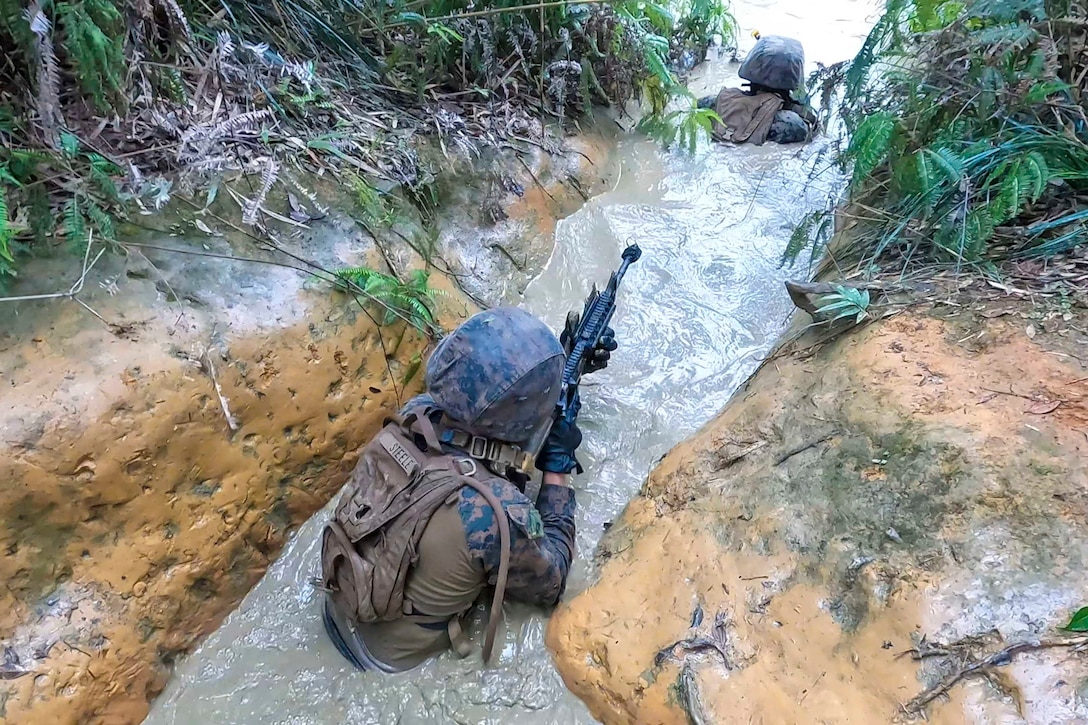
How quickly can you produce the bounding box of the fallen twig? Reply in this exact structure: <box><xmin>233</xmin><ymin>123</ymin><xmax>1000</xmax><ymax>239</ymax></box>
<box><xmin>979</xmin><ymin>385</ymin><xmax>1044</xmax><ymax>402</ymax></box>
<box><xmin>714</xmin><ymin>439</ymin><xmax>767</xmax><ymax>470</ymax></box>
<box><xmin>798</xmin><ymin>671</ymin><xmax>826</xmax><ymax>704</ymax></box>
<box><xmin>0</xmin><ymin>232</ymin><xmax>119</xmax><ymax>330</ymax></box>
<box><xmin>201</xmin><ymin>347</ymin><xmax>240</xmax><ymax>432</ymax></box>
<box><xmin>904</xmin><ymin>634</ymin><xmax>1088</xmax><ymax>715</ymax></box>
<box><xmin>514</xmin><ymin>152</ymin><xmax>559</xmax><ymax>206</ymax></box>
<box><xmin>677</xmin><ymin>662</ymin><xmax>711</xmax><ymax>725</ymax></box>
<box><xmin>775</xmin><ymin>432</ymin><xmax>838</xmax><ymax>466</ymax></box>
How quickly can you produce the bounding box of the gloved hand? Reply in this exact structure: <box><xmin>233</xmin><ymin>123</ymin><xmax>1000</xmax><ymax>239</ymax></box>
<box><xmin>560</xmin><ymin>316</ymin><xmax>618</xmax><ymax>375</ymax></box>
<box><xmin>535</xmin><ymin>418</ymin><xmax>583</xmax><ymax>475</ymax></box>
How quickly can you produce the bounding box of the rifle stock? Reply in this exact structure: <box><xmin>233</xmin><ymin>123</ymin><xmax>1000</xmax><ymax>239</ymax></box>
<box><xmin>518</xmin><ymin>244</ymin><xmax>642</xmax><ymax>473</ymax></box>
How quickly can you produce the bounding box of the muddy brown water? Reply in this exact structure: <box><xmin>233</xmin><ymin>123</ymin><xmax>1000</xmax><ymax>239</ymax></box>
<box><xmin>145</xmin><ymin>2</ymin><xmax>877</xmax><ymax>722</ymax></box>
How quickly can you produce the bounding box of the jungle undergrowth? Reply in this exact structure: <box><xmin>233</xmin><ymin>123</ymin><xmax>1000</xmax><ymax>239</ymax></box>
<box><xmin>0</xmin><ymin>0</ymin><xmax>737</xmax><ymax>293</ymax></box>
<box><xmin>784</xmin><ymin>0</ymin><xmax>1088</xmax><ymax>290</ymax></box>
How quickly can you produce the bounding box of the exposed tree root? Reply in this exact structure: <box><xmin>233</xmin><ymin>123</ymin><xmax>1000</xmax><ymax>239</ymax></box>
<box><xmin>902</xmin><ymin>633</ymin><xmax>1088</xmax><ymax>716</ymax></box>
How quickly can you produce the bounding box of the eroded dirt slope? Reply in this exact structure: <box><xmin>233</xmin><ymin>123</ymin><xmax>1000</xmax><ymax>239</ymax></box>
<box><xmin>0</xmin><ymin>133</ymin><xmax>613</xmax><ymax>724</ymax></box>
<box><xmin>549</xmin><ymin>301</ymin><xmax>1088</xmax><ymax>723</ymax></box>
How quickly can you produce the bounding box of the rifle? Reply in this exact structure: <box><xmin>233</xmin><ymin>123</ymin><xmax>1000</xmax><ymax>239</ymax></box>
<box><xmin>519</xmin><ymin>243</ymin><xmax>642</xmax><ymax>473</ymax></box>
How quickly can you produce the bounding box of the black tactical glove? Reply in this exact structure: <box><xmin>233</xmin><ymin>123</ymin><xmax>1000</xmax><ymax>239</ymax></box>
<box><xmin>535</xmin><ymin>418</ymin><xmax>583</xmax><ymax>475</ymax></box>
<box><xmin>560</xmin><ymin>314</ymin><xmax>618</xmax><ymax>375</ymax></box>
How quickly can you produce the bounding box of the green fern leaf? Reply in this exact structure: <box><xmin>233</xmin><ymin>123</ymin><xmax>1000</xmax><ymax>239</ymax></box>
<box><xmin>848</xmin><ymin>111</ymin><xmax>896</xmax><ymax>185</ymax></box>
<box><xmin>925</xmin><ymin>147</ymin><xmax>964</xmax><ymax>184</ymax></box>
<box><xmin>85</xmin><ymin>201</ymin><xmax>116</xmax><ymax>242</ymax></box>
<box><xmin>969</xmin><ymin>0</ymin><xmax>1046</xmax><ymax>23</ymax></box>
<box><xmin>781</xmin><ymin>210</ymin><xmax>825</xmax><ymax>265</ymax></box>
<box><xmin>990</xmin><ymin>163</ymin><xmax>1022</xmax><ymax>225</ymax></box>
<box><xmin>1022</xmin><ymin>151</ymin><xmax>1048</xmax><ymax>201</ymax></box>
<box><xmin>1023</xmin><ymin>81</ymin><xmax>1070</xmax><ymax>105</ymax></box>
<box><xmin>88</xmin><ymin>153</ymin><xmax>120</xmax><ymax>203</ymax></box>
<box><xmin>1024</xmin><ymin>48</ymin><xmax>1047</xmax><ymax>78</ymax></box>
<box><xmin>0</xmin><ymin>185</ymin><xmax>13</xmax><ymax>264</ymax></box>
<box><xmin>964</xmin><ymin>207</ymin><xmax>995</xmax><ymax>260</ymax></box>
<box><xmin>974</xmin><ymin>22</ymin><xmax>1038</xmax><ymax>51</ymax></box>
<box><xmin>64</xmin><ymin>197</ymin><xmax>87</xmax><ymax>250</ymax></box>
<box><xmin>404</xmin><ymin>296</ymin><xmax>434</xmax><ymax>324</ymax></box>
<box><xmin>60</xmin><ymin>131</ymin><xmax>80</xmax><ymax>158</ymax></box>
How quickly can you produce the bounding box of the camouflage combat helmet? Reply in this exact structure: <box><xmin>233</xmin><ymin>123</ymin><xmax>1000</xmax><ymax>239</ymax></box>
<box><xmin>424</xmin><ymin>307</ymin><xmax>564</xmax><ymax>442</ymax></box>
<box><xmin>738</xmin><ymin>35</ymin><xmax>805</xmax><ymax>92</ymax></box>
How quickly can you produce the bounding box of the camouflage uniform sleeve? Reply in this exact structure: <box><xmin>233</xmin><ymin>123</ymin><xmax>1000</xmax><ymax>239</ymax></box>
<box><xmin>458</xmin><ymin>479</ymin><xmax>577</xmax><ymax>608</ymax></box>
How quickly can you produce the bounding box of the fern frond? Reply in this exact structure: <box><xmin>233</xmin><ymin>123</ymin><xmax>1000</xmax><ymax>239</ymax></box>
<box><xmin>85</xmin><ymin>201</ymin><xmax>116</xmax><ymax>242</ymax></box>
<box><xmin>964</xmin><ymin>207</ymin><xmax>996</xmax><ymax>260</ymax></box>
<box><xmin>399</xmin><ymin>295</ymin><xmax>434</xmax><ymax>324</ymax></box>
<box><xmin>88</xmin><ymin>153</ymin><xmax>120</xmax><ymax>203</ymax></box>
<box><xmin>925</xmin><ymin>147</ymin><xmax>964</xmax><ymax>184</ymax></box>
<box><xmin>64</xmin><ymin>197</ymin><xmax>87</xmax><ymax>250</ymax></box>
<box><xmin>990</xmin><ymin>162</ymin><xmax>1024</xmax><ymax>225</ymax></box>
<box><xmin>848</xmin><ymin>111</ymin><xmax>896</xmax><ymax>185</ymax></box>
<box><xmin>974</xmin><ymin>22</ymin><xmax>1038</xmax><ymax>52</ymax></box>
<box><xmin>243</xmin><ymin>158</ymin><xmax>279</xmax><ymax>225</ymax></box>
<box><xmin>217</xmin><ymin>31</ymin><xmax>235</xmax><ymax>60</ymax></box>
<box><xmin>781</xmin><ymin>210</ymin><xmax>825</xmax><ymax>265</ymax></box>
<box><xmin>25</xmin><ymin>1</ymin><xmax>62</xmax><ymax>146</ymax></box>
<box><xmin>0</xmin><ymin>185</ymin><xmax>12</xmax><ymax>264</ymax></box>
<box><xmin>57</xmin><ymin>0</ymin><xmax>125</xmax><ymax>111</ymax></box>
<box><xmin>1022</xmin><ymin>151</ymin><xmax>1048</xmax><ymax>201</ymax></box>
<box><xmin>155</xmin><ymin>0</ymin><xmax>192</xmax><ymax>40</ymax></box>
<box><xmin>969</xmin><ymin>0</ymin><xmax>1046</xmax><ymax>24</ymax></box>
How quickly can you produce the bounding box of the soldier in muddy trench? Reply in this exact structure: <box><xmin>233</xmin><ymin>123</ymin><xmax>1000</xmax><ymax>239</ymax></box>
<box><xmin>698</xmin><ymin>33</ymin><xmax>818</xmax><ymax>146</ymax></box>
<box><xmin>319</xmin><ymin>303</ymin><xmax>622</xmax><ymax>671</ymax></box>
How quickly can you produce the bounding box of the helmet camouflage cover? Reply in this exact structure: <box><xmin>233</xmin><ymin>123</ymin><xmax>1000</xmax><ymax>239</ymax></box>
<box><xmin>738</xmin><ymin>35</ymin><xmax>805</xmax><ymax>92</ymax></box>
<box><xmin>424</xmin><ymin>307</ymin><xmax>565</xmax><ymax>442</ymax></box>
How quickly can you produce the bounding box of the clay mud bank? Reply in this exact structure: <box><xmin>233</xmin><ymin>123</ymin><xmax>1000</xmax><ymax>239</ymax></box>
<box><xmin>549</xmin><ymin>298</ymin><xmax>1088</xmax><ymax>723</ymax></box>
<box><xmin>0</xmin><ymin>133</ymin><xmax>614</xmax><ymax>724</ymax></box>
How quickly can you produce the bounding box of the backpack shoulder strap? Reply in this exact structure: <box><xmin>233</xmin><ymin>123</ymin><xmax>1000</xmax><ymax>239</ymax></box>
<box><xmin>443</xmin><ymin>457</ymin><xmax>511</xmax><ymax>664</ymax></box>
<box><xmin>399</xmin><ymin>411</ymin><xmax>512</xmax><ymax>663</ymax></box>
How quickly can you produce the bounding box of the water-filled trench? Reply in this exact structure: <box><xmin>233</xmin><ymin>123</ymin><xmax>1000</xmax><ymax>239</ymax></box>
<box><xmin>146</xmin><ymin>2</ymin><xmax>875</xmax><ymax>721</ymax></box>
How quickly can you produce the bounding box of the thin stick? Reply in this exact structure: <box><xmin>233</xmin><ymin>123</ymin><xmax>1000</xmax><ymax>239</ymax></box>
<box><xmin>515</xmin><ymin>153</ymin><xmax>558</xmax><ymax>206</ymax></box>
<box><xmin>359</xmin><ymin>0</ymin><xmax>609</xmax><ymax>30</ymax></box>
<box><xmin>904</xmin><ymin>635</ymin><xmax>1088</xmax><ymax>715</ymax></box>
<box><xmin>174</xmin><ymin>196</ymin><xmax>433</xmax><ymax>334</ymax></box>
<box><xmin>775</xmin><ymin>432</ymin><xmax>838</xmax><ymax>465</ymax></box>
<box><xmin>539</xmin><ymin>2</ymin><xmax>546</xmax><ymax>131</ymax></box>
<box><xmin>201</xmin><ymin>347</ymin><xmax>240</xmax><ymax>432</ymax></box>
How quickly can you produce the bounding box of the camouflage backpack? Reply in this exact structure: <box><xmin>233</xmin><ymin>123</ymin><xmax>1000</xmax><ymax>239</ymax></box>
<box><xmin>319</xmin><ymin>410</ymin><xmax>511</xmax><ymax>661</ymax></box>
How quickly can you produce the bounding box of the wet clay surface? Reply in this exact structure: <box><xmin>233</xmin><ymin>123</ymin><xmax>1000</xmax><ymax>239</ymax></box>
<box><xmin>548</xmin><ymin>303</ymin><xmax>1088</xmax><ymax>723</ymax></box>
<box><xmin>143</xmin><ymin>1</ymin><xmax>876</xmax><ymax>721</ymax></box>
<box><xmin>0</xmin><ymin>133</ymin><xmax>610</xmax><ymax>724</ymax></box>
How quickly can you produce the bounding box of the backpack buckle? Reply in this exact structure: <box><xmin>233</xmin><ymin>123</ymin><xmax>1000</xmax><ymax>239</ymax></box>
<box><xmin>470</xmin><ymin>436</ymin><xmax>503</xmax><ymax>460</ymax></box>
<box><xmin>454</xmin><ymin>457</ymin><xmax>478</xmax><ymax>476</ymax></box>
<box><xmin>469</xmin><ymin>436</ymin><xmax>489</xmax><ymax>458</ymax></box>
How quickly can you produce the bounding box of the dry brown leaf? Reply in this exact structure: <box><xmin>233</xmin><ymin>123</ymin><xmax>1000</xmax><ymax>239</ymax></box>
<box><xmin>1027</xmin><ymin>400</ymin><xmax>1061</xmax><ymax>415</ymax></box>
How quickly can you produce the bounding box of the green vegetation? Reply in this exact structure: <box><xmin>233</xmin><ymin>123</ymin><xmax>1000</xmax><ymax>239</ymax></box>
<box><xmin>0</xmin><ymin>0</ymin><xmax>736</xmax><ymax>288</ymax></box>
<box><xmin>787</xmin><ymin>0</ymin><xmax>1088</xmax><ymax>276</ymax></box>
<box><xmin>816</xmin><ymin>285</ymin><xmax>872</xmax><ymax>324</ymax></box>
<box><xmin>1064</xmin><ymin>606</ymin><xmax>1088</xmax><ymax>632</ymax></box>
<box><xmin>636</xmin><ymin>97</ymin><xmax>721</xmax><ymax>153</ymax></box>
<box><xmin>334</xmin><ymin>266</ymin><xmax>446</xmax><ymax>333</ymax></box>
